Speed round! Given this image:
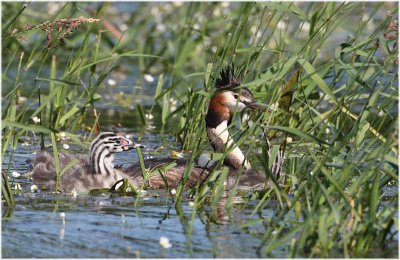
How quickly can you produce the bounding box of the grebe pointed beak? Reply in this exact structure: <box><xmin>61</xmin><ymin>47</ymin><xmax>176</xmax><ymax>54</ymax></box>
<box><xmin>244</xmin><ymin>101</ymin><xmax>269</xmax><ymax>112</ymax></box>
<box><xmin>133</xmin><ymin>144</ymin><xmax>145</xmax><ymax>149</ymax></box>
<box><xmin>125</xmin><ymin>144</ymin><xmax>145</xmax><ymax>151</ymax></box>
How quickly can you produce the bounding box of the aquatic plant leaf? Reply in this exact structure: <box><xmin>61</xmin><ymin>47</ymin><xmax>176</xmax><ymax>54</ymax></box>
<box><xmin>136</xmin><ymin>104</ymin><xmax>146</xmax><ymax>126</ymax></box>
<box><xmin>298</xmin><ymin>58</ymin><xmax>338</xmax><ymax>105</ymax></box>
<box><xmin>59</xmin><ymin>106</ymin><xmax>80</xmax><ymax>126</ymax></box>
<box><xmin>263</xmin><ymin>2</ymin><xmax>309</xmax><ymax>21</ymax></box>
<box><xmin>2</xmin><ymin>120</ymin><xmax>54</xmax><ymax>134</ymax></box>
<box><xmin>267</xmin><ymin>125</ymin><xmax>328</xmax><ymax>145</ymax></box>
<box><xmin>35</xmin><ymin>77</ymin><xmax>81</xmax><ymax>86</ymax></box>
<box><xmin>79</xmin><ymin>52</ymin><xmax>161</xmax><ymax>72</ymax></box>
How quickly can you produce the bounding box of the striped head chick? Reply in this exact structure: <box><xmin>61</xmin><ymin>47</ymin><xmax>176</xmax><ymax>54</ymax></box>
<box><xmin>89</xmin><ymin>132</ymin><xmax>139</xmax><ymax>175</ymax></box>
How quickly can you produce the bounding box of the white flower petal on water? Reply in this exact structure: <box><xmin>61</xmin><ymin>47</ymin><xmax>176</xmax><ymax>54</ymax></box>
<box><xmin>286</xmin><ymin>137</ymin><xmax>293</xmax><ymax>144</ymax></box>
<box><xmin>14</xmin><ymin>183</ymin><xmax>22</xmax><ymax>190</ymax></box>
<box><xmin>31</xmin><ymin>184</ymin><xmax>38</xmax><ymax>192</ymax></box>
<box><xmin>63</xmin><ymin>144</ymin><xmax>70</xmax><ymax>150</ymax></box>
<box><xmin>32</xmin><ymin>116</ymin><xmax>41</xmax><ymax>123</ymax></box>
<box><xmin>159</xmin><ymin>236</ymin><xmax>172</xmax><ymax>249</ymax></box>
<box><xmin>144</xmin><ymin>74</ymin><xmax>155</xmax><ymax>82</ymax></box>
<box><xmin>188</xmin><ymin>201</ymin><xmax>195</xmax><ymax>208</ymax></box>
<box><xmin>107</xmin><ymin>79</ymin><xmax>117</xmax><ymax>86</ymax></box>
<box><xmin>170</xmin><ymin>189</ymin><xmax>176</xmax><ymax>195</ymax></box>
<box><xmin>60</xmin><ymin>212</ymin><xmax>66</xmax><ymax>225</ymax></box>
<box><xmin>12</xmin><ymin>171</ymin><xmax>21</xmax><ymax>178</ymax></box>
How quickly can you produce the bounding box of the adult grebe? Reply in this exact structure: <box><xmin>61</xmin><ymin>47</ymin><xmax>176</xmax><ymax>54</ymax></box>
<box><xmin>125</xmin><ymin>66</ymin><xmax>272</xmax><ymax>190</ymax></box>
<box><xmin>28</xmin><ymin>132</ymin><xmax>140</xmax><ymax>193</ymax></box>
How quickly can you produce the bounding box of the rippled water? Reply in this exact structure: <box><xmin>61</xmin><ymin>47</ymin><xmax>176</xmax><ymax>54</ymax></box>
<box><xmin>3</xmin><ymin>129</ymin><xmax>398</xmax><ymax>258</ymax></box>
<box><xmin>1</xmin><ymin>125</ymin><xmax>285</xmax><ymax>258</ymax></box>
<box><xmin>2</xmin><ymin>192</ymin><xmax>280</xmax><ymax>258</ymax></box>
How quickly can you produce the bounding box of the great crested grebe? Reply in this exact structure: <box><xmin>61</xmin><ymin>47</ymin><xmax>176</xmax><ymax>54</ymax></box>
<box><xmin>124</xmin><ymin>66</ymin><xmax>271</xmax><ymax>190</ymax></box>
<box><xmin>28</xmin><ymin>132</ymin><xmax>140</xmax><ymax>193</ymax></box>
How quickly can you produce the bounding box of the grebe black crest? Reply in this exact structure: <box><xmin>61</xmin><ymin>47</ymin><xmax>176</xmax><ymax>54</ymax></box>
<box><xmin>29</xmin><ymin>132</ymin><xmax>140</xmax><ymax>193</ymax></box>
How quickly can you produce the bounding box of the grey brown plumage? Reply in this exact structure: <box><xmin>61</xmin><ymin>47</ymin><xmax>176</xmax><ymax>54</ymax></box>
<box><xmin>125</xmin><ymin>158</ymin><xmax>270</xmax><ymax>191</ymax></box>
<box><xmin>28</xmin><ymin>132</ymin><xmax>138</xmax><ymax>193</ymax></box>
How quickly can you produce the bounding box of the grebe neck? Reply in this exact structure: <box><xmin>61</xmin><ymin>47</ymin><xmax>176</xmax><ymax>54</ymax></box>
<box><xmin>206</xmin><ymin>120</ymin><xmax>251</xmax><ymax>170</ymax></box>
<box><xmin>90</xmin><ymin>140</ymin><xmax>116</xmax><ymax>176</ymax></box>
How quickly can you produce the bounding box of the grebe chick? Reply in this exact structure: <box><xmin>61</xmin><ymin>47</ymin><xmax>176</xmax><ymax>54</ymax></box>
<box><xmin>28</xmin><ymin>132</ymin><xmax>140</xmax><ymax>193</ymax></box>
<box><xmin>125</xmin><ymin>66</ymin><xmax>270</xmax><ymax>190</ymax></box>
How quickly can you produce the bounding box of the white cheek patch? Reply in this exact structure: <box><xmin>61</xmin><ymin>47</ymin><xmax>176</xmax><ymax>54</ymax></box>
<box><xmin>222</xmin><ymin>91</ymin><xmax>246</xmax><ymax>112</ymax></box>
<box><xmin>228</xmin><ymin>102</ymin><xmax>246</xmax><ymax>112</ymax></box>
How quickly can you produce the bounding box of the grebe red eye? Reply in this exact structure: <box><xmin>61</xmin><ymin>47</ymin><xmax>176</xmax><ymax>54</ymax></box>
<box><xmin>233</xmin><ymin>94</ymin><xmax>239</xmax><ymax>100</ymax></box>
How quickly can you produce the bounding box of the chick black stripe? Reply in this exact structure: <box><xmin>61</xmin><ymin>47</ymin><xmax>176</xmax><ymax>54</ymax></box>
<box><xmin>91</xmin><ymin>133</ymin><xmax>116</xmax><ymax>151</ymax></box>
<box><xmin>91</xmin><ymin>142</ymin><xmax>106</xmax><ymax>174</ymax></box>
<box><xmin>90</xmin><ymin>134</ymin><xmax>115</xmax><ymax>171</ymax></box>
<box><xmin>101</xmin><ymin>141</ymin><xmax>120</xmax><ymax>145</ymax></box>
<box><xmin>100</xmin><ymin>153</ymin><xmax>112</xmax><ymax>176</ymax></box>
<box><xmin>97</xmin><ymin>147</ymin><xmax>114</xmax><ymax>176</ymax></box>
<box><xmin>91</xmin><ymin>146</ymin><xmax>99</xmax><ymax>174</ymax></box>
<box><xmin>96</xmin><ymin>146</ymin><xmax>108</xmax><ymax>175</ymax></box>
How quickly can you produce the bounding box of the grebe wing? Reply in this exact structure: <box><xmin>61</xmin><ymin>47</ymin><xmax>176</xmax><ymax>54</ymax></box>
<box><xmin>124</xmin><ymin>157</ymin><xmax>212</xmax><ymax>189</ymax></box>
<box><xmin>29</xmin><ymin>150</ymin><xmax>90</xmax><ymax>192</ymax></box>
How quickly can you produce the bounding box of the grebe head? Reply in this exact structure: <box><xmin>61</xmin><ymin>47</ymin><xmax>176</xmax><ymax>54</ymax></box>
<box><xmin>89</xmin><ymin>132</ymin><xmax>141</xmax><ymax>175</ymax></box>
<box><xmin>90</xmin><ymin>132</ymin><xmax>137</xmax><ymax>153</ymax></box>
<box><xmin>206</xmin><ymin>66</ymin><xmax>266</xmax><ymax>128</ymax></box>
<box><xmin>215</xmin><ymin>87</ymin><xmax>262</xmax><ymax>113</ymax></box>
